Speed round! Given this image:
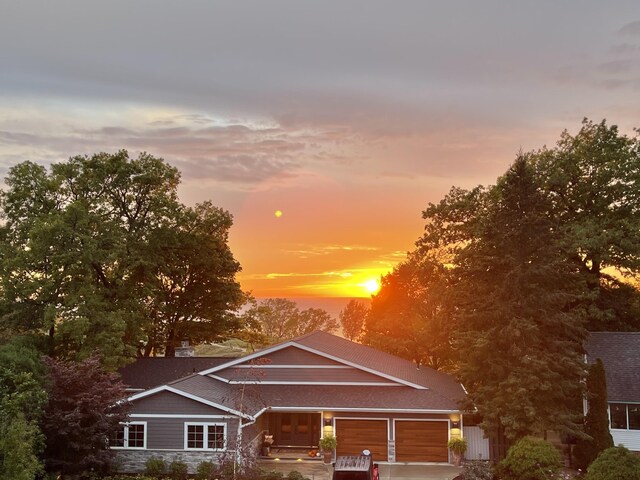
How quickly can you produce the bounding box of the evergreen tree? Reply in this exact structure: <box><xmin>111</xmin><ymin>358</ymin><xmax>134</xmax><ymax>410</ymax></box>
<box><xmin>574</xmin><ymin>358</ymin><xmax>614</xmax><ymax>470</ymax></box>
<box><xmin>451</xmin><ymin>156</ymin><xmax>588</xmax><ymax>440</ymax></box>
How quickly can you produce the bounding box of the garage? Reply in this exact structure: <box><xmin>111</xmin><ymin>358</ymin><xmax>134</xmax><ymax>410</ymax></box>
<box><xmin>394</xmin><ymin>420</ymin><xmax>449</xmax><ymax>462</ymax></box>
<box><xmin>335</xmin><ymin>419</ymin><xmax>388</xmax><ymax>461</ymax></box>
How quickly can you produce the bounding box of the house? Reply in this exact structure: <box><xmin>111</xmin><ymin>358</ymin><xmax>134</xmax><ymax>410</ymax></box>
<box><xmin>585</xmin><ymin>332</ymin><xmax>640</xmax><ymax>452</ymax></box>
<box><xmin>113</xmin><ymin>331</ymin><xmax>466</xmax><ymax>473</ymax></box>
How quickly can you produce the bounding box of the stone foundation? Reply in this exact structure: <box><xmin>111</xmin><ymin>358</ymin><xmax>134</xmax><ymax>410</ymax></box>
<box><xmin>114</xmin><ymin>449</ymin><xmax>227</xmax><ymax>474</ymax></box>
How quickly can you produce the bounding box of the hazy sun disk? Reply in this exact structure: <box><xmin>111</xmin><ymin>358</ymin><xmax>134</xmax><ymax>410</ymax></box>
<box><xmin>274</xmin><ymin>210</ymin><xmax>283</xmax><ymax>218</ymax></box>
<box><xmin>363</xmin><ymin>278</ymin><xmax>380</xmax><ymax>294</ymax></box>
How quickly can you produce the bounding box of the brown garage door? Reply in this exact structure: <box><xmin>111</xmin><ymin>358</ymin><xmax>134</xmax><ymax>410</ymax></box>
<box><xmin>335</xmin><ymin>419</ymin><xmax>388</xmax><ymax>461</ymax></box>
<box><xmin>395</xmin><ymin>420</ymin><xmax>449</xmax><ymax>462</ymax></box>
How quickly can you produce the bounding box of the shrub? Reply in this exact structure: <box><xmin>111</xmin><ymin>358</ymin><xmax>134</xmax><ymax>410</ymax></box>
<box><xmin>287</xmin><ymin>471</ymin><xmax>308</xmax><ymax>480</ymax></box>
<box><xmin>496</xmin><ymin>436</ymin><xmax>561</xmax><ymax>480</ymax></box>
<box><xmin>448</xmin><ymin>437</ymin><xmax>468</xmax><ymax>454</ymax></box>
<box><xmin>196</xmin><ymin>460</ymin><xmax>216</xmax><ymax>480</ymax></box>
<box><xmin>261</xmin><ymin>471</ymin><xmax>285</xmax><ymax>480</ymax></box>
<box><xmin>585</xmin><ymin>446</ymin><xmax>640</xmax><ymax>480</ymax></box>
<box><xmin>169</xmin><ymin>459</ymin><xmax>189</xmax><ymax>480</ymax></box>
<box><xmin>144</xmin><ymin>456</ymin><xmax>167</xmax><ymax>479</ymax></box>
<box><xmin>461</xmin><ymin>460</ymin><xmax>494</xmax><ymax>480</ymax></box>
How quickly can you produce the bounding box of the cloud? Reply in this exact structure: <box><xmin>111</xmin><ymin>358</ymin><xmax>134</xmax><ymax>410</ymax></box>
<box><xmin>619</xmin><ymin>20</ymin><xmax>640</xmax><ymax>36</ymax></box>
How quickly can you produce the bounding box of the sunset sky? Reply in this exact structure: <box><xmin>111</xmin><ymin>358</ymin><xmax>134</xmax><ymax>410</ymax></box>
<box><xmin>2</xmin><ymin>2</ymin><xmax>640</xmax><ymax>300</ymax></box>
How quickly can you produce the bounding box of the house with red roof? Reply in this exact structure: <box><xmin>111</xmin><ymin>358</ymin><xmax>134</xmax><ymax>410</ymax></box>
<box><xmin>113</xmin><ymin>331</ymin><xmax>467</xmax><ymax>473</ymax></box>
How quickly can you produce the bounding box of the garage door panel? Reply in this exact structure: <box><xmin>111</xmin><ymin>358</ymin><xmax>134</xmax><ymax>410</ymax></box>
<box><xmin>335</xmin><ymin>419</ymin><xmax>388</xmax><ymax>461</ymax></box>
<box><xmin>395</xmin><ymin>421</ymin><xmax>448</xmax><ymax>462</ymax></box>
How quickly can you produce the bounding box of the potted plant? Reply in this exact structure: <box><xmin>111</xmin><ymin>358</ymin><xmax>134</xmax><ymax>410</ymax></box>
<box><xmin>448</xmin><ymin>437</ymin><xmax>467</xmax><ymax>467</ymax></box>
<box><xmin>319</xmin><ymin>433</ymin><xmax>337</xmax><ymax>464</ymax></box>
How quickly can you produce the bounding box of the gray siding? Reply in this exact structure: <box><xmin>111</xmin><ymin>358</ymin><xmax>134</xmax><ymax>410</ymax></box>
<box><xmin>259</xmin><ymin>346</ymin><xmax>343</xmax><ymax>366</ymax></box>
<box><xmin>217</xmin><ymin>367</ymin><xmax>396</xmax><ymax>384</ymax></box>
<box><xmin>132</xmin><ymin>416</ymin><xmax>239</xmax><ymax>450</ymax></box>
<box><xmin>133</xmin><ymin>390</ymin><xmax>229</xmax><ymax>415</ymax></box>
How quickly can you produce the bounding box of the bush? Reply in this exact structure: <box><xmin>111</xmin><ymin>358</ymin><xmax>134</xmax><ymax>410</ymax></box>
<box><xmin>287</xmin><ymin>471</ymin><xmax>308</xmax><ymax>480</ymax></box>
<box><xmin>196</xmin><ymin>460</ymin><xmax>216</xmax><ymax>480</ymax></box>
<box><xmin>448</xmin><ymin>437</ymin><xmax>468</xmax><ymax>455</ymax></box>
<box><xmin>261</xmin><ymin>471</ymin><xmax>285</xmax><ymax>480</ymax></box>
<box><xmin>461</xmin><ymin>460</ymin><xmax>494</xmax><ymax>480</ymax></box>
<box><xmin>585</xmin><ymin>446</ymin><xmax>640</xmax><ymax>480</ymax></box>
<box><xmin>496</xmin><ymin>436</ymin><xmax>561</xmax><ymax>480</ymax></box>
<box><xmin>169</xmin><ymin>460</ymin><xmax>189</xmax><ymax>480</ymax></box>
<box><xmin>144</xmin><ymin>456</ymin><xmax>167</xmax><ymax>479</ymax></box>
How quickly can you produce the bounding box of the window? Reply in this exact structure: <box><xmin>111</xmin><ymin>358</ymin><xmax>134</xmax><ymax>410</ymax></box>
<box><xmin>609</xmin><ymin>403</ymin><xmax>640</xmax><ymax>430</ymax></box>
<box><xmin>110</xmin><ymin>422</ymin><xmax>146</xmax><ymax>449</ymax></box>
<box><xmin>185</xmin><ymin>423</ymin><xmax>226</xmax><ymax>450</ymax></box>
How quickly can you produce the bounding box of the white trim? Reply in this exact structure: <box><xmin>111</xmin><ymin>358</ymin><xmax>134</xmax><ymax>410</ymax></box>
<box><xmin>197</xmin><ymin>341</ymin><xmax>427</xmax><ymax>390</ymax></box>
<box><xmin>184</xmin><ymin>422</ymin><xmax>227</xmax><ymax>451</ymax></box>
<box><xmin>110</xmin><ymin>421</ymin><xmax>147</xmax><ymax>450</ymax></box>
<box><xmin>267</xmin><ymin>406</ymin><xmax>461</xmax><ymax>414</ymax></box>
<box><xmin>130</xmin><ymin>414</ymin><xmax>235</xmax><ymax>419</ymax></box>
<box><xmin>127</xmin><ymin>385</ymin><xmax>251</xmax><ymax>420</ymax></box>
<box><xmin>234</xmin><ymin>364</ymin><xmax>351</xmax><ymax>369</ymax></box>
<box><xmin>225</xmin><ymin>381</ymin><xmax>400</xmax><ymax>386</ymax></box>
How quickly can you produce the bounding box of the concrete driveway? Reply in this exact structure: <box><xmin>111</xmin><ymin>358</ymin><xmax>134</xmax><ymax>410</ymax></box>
<box><xmin>258</xmin><ymin>460</ymin><xmax>462</xmax><ymax>480</ymax></box>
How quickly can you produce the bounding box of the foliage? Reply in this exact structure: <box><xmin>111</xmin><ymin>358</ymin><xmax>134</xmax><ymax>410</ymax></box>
<box><xmin>364</xmin><ymin>254</ymin><xmax>453</xmax><ymax>370</ymax></box>
<box><xmin>168</xmin><ymin>459</ymin><xmax>188</xmax><ymax>480</ymax></box>
<box><xmin>41</xmin><ymin>355</ymin><xmax>130</xmax><ymax>476</ymax></box>
<box><xmin>496</xmin><ymin>436</ymin><xmax>562</xmax><ymax>480</ymax></box>
<box><xmin>0</xmin><ymin>151</ymin><xmax>243</xmax><ymax>365</ymax></box>
<box><xmin>242</xmin><ymin>298</ymin><xmax>338</xmax><ymax>344</ymax></box>
<box><xmin>286</xmin><ymin>471</ymin><xmax>308</xmax><ymax>480</ymax></box>
<box><xmin>530</xmin><ymin>119</ymin><xmax>640</xmax><ymax>331</ymax></box>
<box><xmin>339</xmin><ymin>299</ymin><xmax>369</xmax><ymax>341</ymax></box>
<box><xmin>443</xmin><ymin>157</ymin><xmax>587</xmax><ymax>439</ymax></box>
<box><xmin>144</xmin><ymin>456</ymin><xmax>167</xmax><ymax>479</ymax></box>
<box><xmin>461</xmin><ymin>460</ymin><xmax>494</xmax><ymax>480</ymax></box>
<box><xmin>0</xmin><ymin>337</ymin><xmax>47</xmax><ymax>479</ymax></box>
<box><xmin>195</xmin><ymin>460</ymin><xmax>216</xmax><ymax>480</ymax></box>
<box><xmin>447</xmin><ymin>437</ymin><xmax>468</xmax><ymax>454</ymax></box>
<box><xmin>573</xmin><ymin>359</ymin><xmax>613</xmax><ymax>469</ymax></box>
<box><xmin>319</xmin><ymin>433</ymin><xmax>337</xmax><ymax>450</ymax></box>
<box><xmin>585</xmin><ymin>446</ymin><xmax>640</xmax><ymax>480</ymax></box>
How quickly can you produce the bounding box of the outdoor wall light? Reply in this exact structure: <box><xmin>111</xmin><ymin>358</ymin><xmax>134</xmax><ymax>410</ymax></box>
<box><xmin>324</xmin><ymin>418</ymin><xmax>332</xmax><ymax>427</ymax></box>
<box><xmin>451</xmin><ymin>420</ymin><xmax>460</xmax><ymax>429</ymax></box>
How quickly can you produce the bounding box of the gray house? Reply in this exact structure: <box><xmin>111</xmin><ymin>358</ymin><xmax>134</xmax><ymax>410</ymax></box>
<box><xmin>585</xmin><ymin>332</ymin><xmax>640</xmax><ymax>452</ymax></box>
<box><xmin>114</xmin><ymin>331</ymin><xmax>466</xmax><ymax>473</ymax></box>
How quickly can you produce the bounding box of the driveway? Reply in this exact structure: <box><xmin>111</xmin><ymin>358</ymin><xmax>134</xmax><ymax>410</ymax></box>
<box><xmin>258</xmin><ymin>460</ymin><xmax>462</xmax><ymax>480</ymax></box>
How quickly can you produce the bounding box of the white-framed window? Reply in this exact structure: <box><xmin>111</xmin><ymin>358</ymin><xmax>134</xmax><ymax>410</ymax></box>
<box><xmin>609</xmin><ymin>403</ymin><xmax>640</xmax><ymax>430</ymax></box>
<box><xmin>110</xmin><ymin>422</ymin><xmax>147</xmax><ymax>449</ymax></box>
<box><xmin>184</xmin><ymin>422</ymin><xmax>226</xmax><ymax>450</ymax></box>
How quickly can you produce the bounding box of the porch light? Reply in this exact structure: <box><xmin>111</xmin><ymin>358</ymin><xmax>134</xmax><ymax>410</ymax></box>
<box><xmin>451</xmin><ymin>420</ymin><xmax>460</xmax><ymax>429</ymax></box>
<box><xmin>324</xmin><ymin>417</ymin><xmax>332</xmax><ymax>427</ymax></box>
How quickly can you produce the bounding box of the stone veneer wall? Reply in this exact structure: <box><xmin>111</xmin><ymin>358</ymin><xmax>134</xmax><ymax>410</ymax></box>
<box><xmin>114</xmin><ymin>450</ymin><xmax>228</xmax><ymax>474</ymax></box>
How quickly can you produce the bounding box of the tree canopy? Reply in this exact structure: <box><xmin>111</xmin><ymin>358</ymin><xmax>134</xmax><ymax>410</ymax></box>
<box><xmin>0</xmin><ymin>151</ymin><xmax>243</xmax><ymax>366</ymax></box>
<box><xmin>339</xmin><ymin>299</ymin><xmax>369</xmax><ymax>342</ymax></box>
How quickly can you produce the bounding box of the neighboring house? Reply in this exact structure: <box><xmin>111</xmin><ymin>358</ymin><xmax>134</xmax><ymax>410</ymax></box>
<box><xmin>114</xmin><ymin>331</ymin><xmax>466</xmax><ymax>473</ymax></box>
<box><xmin>585</xmin><ymin>332</ymin><xmax>640</xmax><ymax>452</ymax></box>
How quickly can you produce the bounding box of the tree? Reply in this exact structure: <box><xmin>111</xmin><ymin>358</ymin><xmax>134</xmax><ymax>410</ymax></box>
<box><xmin>0</xmin><ymin>337</ymin><xmax>47</xmax><ymax>480</ymax></box>
<box><xmin>574</xmin><ymin>358</ymin><xmax>614</xmax><ymax>470</ymax></box>
<box><xmin>339</xmin><ymin>299</ymin><xmax>369</xmax><ymax>341</ymax></box>
<box><xmin>0</xmin><ymin>151</ymin><xmax>243</xmax><ymax>365</ymax></box>
<box><xmin>364</xmin><ymin>254</ymin><xmax>453</xmax><ymax>370</ymax></box>
<box><xmin>445</xmin><ymin>157</ymin><xmax>588</xmax><ymax>440</ymax></box>
<box><xmin>530</xmin><ymin>119</ymin><xmax>640</xmax><ymax>331</ymax></box>
<box><xmin>41</xmin><ymin>355</ymin><xmax>130</xmax><ymax>476</ymax></box>
<box><xmin>243</xmin><ymin>298</ymin><xmax>337</xmax><ymax>344</ymax></box>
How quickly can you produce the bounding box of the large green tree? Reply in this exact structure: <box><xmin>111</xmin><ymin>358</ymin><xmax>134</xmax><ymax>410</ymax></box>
<box><xmin>530</xmin><ymin>119</ymin><xmax>640</xmax><ymax>331</ymax></box>
<box><xmin>364</xmin><ymin>254</ymin><xmax>453</xmax><ymax>370</ymax></box>
<box><xmin>339</xmin><ymin>299</ymin><xmax>369</xmax><ymax>342</ymax></box>
<box><xmin>435</xmin><ymin>157</ymin><xmax>588</xmax><ymax>439</ymax></box>
<box><xmin>0</xmin><ymin>151</ymin><xmax>243</xmax><ymax>365</ymax></box>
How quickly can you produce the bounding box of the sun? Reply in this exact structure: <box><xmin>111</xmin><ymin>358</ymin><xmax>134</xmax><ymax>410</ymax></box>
<box><xmin>363</xmin><ymin>278</ymin><xmax>380</xmax><ymax>294</ymax></box>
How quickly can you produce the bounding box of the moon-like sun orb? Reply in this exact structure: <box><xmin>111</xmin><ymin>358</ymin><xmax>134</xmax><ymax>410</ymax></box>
<box><xmin>274</xmin><ymin>210</ymin><xmax>283</xmax><ymax>218</ymax></box>
<box><xmin>363</xmin><ymin>278</ymin><xmax>380</xmax><ymax>294</ymax></box>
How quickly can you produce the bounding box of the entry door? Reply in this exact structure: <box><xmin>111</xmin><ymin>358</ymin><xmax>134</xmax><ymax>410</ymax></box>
<box><xmin>271</xmin><ymin>413</ymin><xmax>320</xmax><ymax>447</ymax></box>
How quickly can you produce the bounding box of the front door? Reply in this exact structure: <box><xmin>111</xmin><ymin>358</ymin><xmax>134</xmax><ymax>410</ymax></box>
<box><xmin>269</xmin><ymin>413</ymin><xmax>320</xmax><ymax>447</ymax></box>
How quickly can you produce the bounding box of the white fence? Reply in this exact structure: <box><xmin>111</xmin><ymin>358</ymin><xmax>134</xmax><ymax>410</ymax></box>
<box><xmin>463</xmin><ymin>426</ymin><xmax>490</xmax><ymax>460</ymax></box>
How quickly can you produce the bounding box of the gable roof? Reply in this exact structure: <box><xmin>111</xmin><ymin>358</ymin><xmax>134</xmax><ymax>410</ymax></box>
<box><xmin>585</xmin><ymin>332</ymin><xmax>640</xmax><ymax>403</ymax></box>
<box><xmin>198</xmin><ymin>331</ymin><xmax>459</xmax><ymax>394</ymax></box>
<box><xmin>119</xmin><ymin>357</ymin><xmax>230</xmax><ymax>390</ymax></box>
